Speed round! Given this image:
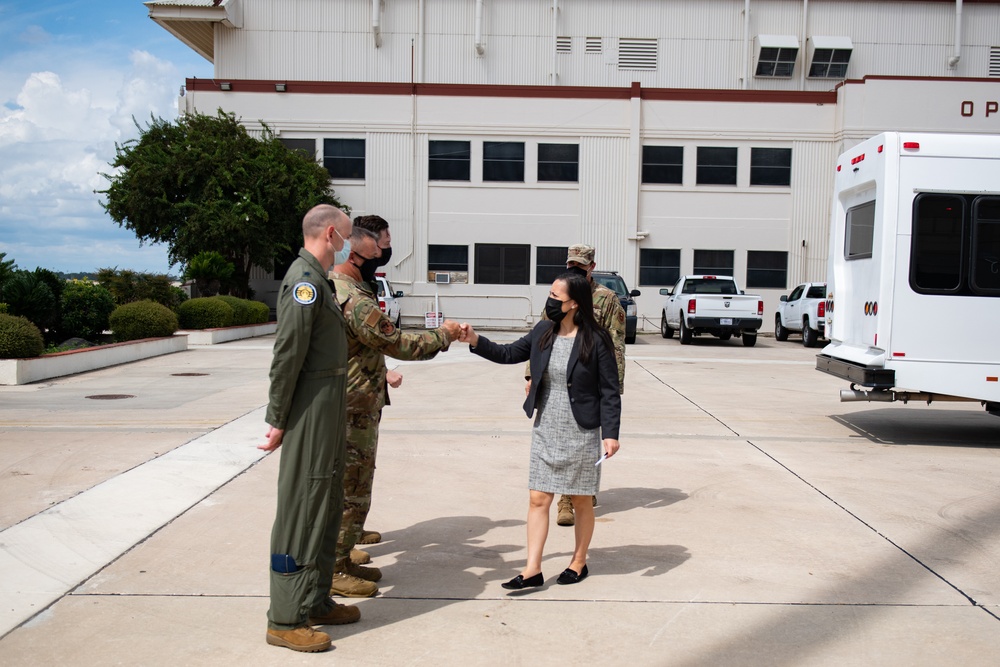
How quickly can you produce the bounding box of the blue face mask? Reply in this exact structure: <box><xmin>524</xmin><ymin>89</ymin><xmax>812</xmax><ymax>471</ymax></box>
<box><xmin>334</xmin><ymin>229</ymin><xmax>352</xmax><ymax>265</ymax></box>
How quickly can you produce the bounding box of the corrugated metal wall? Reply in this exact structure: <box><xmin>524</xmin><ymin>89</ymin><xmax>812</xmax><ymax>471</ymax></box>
<box><xmin>216</xmin><ymin>0</ymin><xmax>1000</xmax><ymax>87</ymax></box>
<box><xmin>366</xmin><ymin>131</ymin><xmax>419</xmax><ymax>283</ymax></box>
<box><xmin>789</xmin><ymin>139</ymin><xmax>838</xmax><ymax>285</ymax></box>
<box><xmin>579</xmin><ymin>136</ymin><xmax>630</xmax><ymax>275</ymax></box>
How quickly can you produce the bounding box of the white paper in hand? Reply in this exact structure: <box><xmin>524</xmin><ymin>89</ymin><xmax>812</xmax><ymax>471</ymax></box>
<box><xmin>595</xmin><ymin>453</ymin><xmax>608</xmax><ymax>466</ymax></box>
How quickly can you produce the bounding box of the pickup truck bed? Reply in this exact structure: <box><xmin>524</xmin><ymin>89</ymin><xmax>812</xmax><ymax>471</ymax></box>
<box><xmin>659</xmin><ymin>276</ymin><xmax>763</xmax><ymax>347</ymax></box>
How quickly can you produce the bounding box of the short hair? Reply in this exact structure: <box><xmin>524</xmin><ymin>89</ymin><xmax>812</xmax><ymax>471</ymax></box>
<box><xmin>354</xmin><ymin>215</ymin><xmax>389</xmax><ymax>235</ymax></box>
<box><xmin>302</xmin><ymin>204</ymin><xmax>345</xmax><ymax>239</ymax></box>
<box><xmin>350</xmin><ymin>227</ymin><xmax>380</xmax><ymax>243</ymax></box>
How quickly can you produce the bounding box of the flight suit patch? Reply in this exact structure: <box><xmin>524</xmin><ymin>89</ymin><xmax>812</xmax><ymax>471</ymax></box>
<box><xmin>292</xmin><ymin>282</ymin><xmax>317</xmax><ymax>305</ymax></box>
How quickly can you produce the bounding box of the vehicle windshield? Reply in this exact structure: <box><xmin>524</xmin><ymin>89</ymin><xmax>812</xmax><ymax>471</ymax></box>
<box><xmin>376</xmin><ymin>278</ymin><xmax>393</xmax><ymax>298</ymax></box>
<box><xmin>592</xmin><ymin>274</ymin><xmax>627</xmax><ymax>297</ymax></box>
<box><xmin>682</xmin><ymin>279</ymin><xmax>737</xmax><ymax>295</ymax></box>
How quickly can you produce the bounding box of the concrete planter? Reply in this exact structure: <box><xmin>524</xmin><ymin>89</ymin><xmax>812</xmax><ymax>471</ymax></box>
<box><xmin>0</xmin><ymin>336</ymin><xmax>188</xmax><ymax>386</ymax></box>
<box><xmin>179</xmin><ymin>322</ymin><xmax>277</xmax><ymax>345</ymax></box>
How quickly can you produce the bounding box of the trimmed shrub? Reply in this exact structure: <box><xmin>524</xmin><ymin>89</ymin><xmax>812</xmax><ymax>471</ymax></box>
<box><xmin>60</xmin><ymin>281</ymin><xmax>116</xmax><ymax>339</ymax></box>
<box><xmin>213</xmin><ymin>295</ymin><xmax>269</xmax><ymax>325</ymax></box>
<box><xmin>109</xmin><ymin>300</ymin><xmax>179</xmax><ymax>342</ymax></box>
<box><xmin>0</xmin><ymin>314</ymin><xmax>45</xmax><ymax>359</ymax></box>
<box><xmin>177</xmin><ymin>297</ymin><xmax>234</xmax><ymax>330</ymax></box>
<box><xmin>247</xmin><ymin>299</ymin><xmax>270</xmax><ymax>324</ymax></box>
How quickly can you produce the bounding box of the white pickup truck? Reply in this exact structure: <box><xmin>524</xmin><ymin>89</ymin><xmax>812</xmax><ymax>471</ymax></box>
<box><xmin>659</xmin><ymin>275</ymin><xmax>764</xmax><ymax>347</ymax></box>
<box><xmin>774</xmin><ymin>282</ymin><xmax>826</xmax><ymax>348</ymax></box>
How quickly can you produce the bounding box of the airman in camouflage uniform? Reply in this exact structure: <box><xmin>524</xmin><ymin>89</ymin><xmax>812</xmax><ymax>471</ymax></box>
<box><xmin>524</xmin><ymin>244</ymin><xmax>626</xmax><ymax>527</ymax></box>
<box><xmin>327</xmin><ymin>228</ymin><xmax>461</xmax><ymax>597</ymax></box>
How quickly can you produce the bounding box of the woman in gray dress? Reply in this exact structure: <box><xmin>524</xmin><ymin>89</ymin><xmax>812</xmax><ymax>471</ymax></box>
<box><xmin>460</xmin><ymin>272</ymin><xmax>621</xmax><ymax>589</ymax></box>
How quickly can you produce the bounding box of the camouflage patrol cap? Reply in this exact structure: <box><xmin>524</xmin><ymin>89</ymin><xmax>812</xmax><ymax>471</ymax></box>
<box><xmin>566</xmin><ymin>244</ymin><xmax>595</xmax><ymax>265</ymax></box>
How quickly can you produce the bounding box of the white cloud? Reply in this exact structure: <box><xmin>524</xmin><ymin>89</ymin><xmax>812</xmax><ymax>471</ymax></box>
<box><xmin>0</xmin><ymin>49</ymin><xmax>186</xmax><ymax>274</ymax></box>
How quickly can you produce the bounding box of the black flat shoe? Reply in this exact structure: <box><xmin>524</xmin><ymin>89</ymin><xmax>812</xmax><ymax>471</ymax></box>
<box><xmin>556</xmin><ymin>565</ymin><xmax>589</xmax><ymax>585</ymax></box>
<box><xmin>501</xmin><ymin>572</ymin><xmax>544</xmax><ymax>590</ymax></box>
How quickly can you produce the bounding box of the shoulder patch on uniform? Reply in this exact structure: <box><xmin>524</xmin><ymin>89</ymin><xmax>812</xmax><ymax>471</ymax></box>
<box><xmin>380</xmin><ymin>319</ymin><xmax>396</xmax><ymax>336</ymax></box>
<box><xmin>292</xmin><ymin>282</ymin><xmax>317</xmax><ymax>305</ymax></box>
<box><xmin>363</xmin><ymin>308</ymin><xmax>382</xmax><ymax>329</ymax></box>
<box><xmin>618</xmin><ymin>310</ymin><xmax>626</xmax><ymax>323</ymax></box>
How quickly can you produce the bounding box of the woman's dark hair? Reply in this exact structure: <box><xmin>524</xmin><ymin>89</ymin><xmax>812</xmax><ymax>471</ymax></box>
<box><xmin>539</xmin><ymin>272</ymin><xmax>613</xmax><ymax>363</ymax></box>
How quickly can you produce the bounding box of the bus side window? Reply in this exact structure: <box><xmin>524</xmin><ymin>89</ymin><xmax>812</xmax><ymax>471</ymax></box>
<box><xmin>910</xmin><ymin>194</ymin><xmax>965</xmax><ymax>293</ymax></box>
<box><xmin>971</xmin><ymin>197</ymin><xmax>1000</xmax><ymax>295</ymax></box>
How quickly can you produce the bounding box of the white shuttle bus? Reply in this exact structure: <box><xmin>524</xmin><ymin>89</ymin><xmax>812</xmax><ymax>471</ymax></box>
<box><xmin>816</xmin><ymin>132</ymin><xmax>1000</xmax><ymax>416</ymax></box>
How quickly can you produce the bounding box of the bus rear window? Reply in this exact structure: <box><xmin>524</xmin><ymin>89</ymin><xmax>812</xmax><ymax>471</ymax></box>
<box><xmin>972</xmin><ymin>197</ymin><xmax>1000</xmax><ymax>294</ymax></box>
<box><xmin>845</xmin><ymin>201</ymin><xmax>875</xmax><ymax>260</ymax></box>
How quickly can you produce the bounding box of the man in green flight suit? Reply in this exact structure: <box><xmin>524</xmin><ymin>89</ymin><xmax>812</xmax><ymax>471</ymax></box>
<box><xmin>259</xmin><ymin>204</ymin><xmax>358</xmax><ymax>653</ymax></box>
<box><xmin>327</xmin><ymin>223</ymin><xmax>462</xmax><ymax>598</ymax></box>
<box><xmin>525</xmin><ymin>244</ymin><xmax>626</xmax><ymax>527</ymax></box>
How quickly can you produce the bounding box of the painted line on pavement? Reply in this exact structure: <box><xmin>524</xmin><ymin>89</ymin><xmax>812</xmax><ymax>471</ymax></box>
<box><xmin>0</xmin><ymin>406</ymin><xmax>268</xmax><ymax>638</ymax></box>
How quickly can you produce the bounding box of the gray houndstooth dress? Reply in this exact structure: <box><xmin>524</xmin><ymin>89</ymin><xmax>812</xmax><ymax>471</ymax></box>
<box><xmin>529</xmin><ymin>335</ymin><xmax>602</xmax><ymax>495</ymax></box>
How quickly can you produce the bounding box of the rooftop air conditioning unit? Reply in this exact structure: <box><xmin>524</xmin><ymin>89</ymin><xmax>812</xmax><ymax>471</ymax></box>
<box><xmin>434</xmin><ymin>272</ymin><xmax>451</xmax><ymax>284</ymax></box>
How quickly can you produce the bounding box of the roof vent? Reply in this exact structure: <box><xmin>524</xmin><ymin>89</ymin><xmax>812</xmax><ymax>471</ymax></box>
<box><xmin>618</xmin><ymin>38</ymin><xmax>657</xmax><ymax>70</ymax></box>
<box><xmin>808</xmin><ymin>36</ymin><xmax>853</xmax><ymax>78</ymax></box>
<box><xmin>754</xmin><ymin>35</ymin><xmax>799</xmax><ymax>78</ymax></box>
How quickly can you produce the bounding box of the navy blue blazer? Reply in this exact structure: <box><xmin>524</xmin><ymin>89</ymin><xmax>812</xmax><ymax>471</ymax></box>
<box><xmin>471</xmin><ymin>321</ymin><xmax>621</xmax><ymax>440</ymax></box>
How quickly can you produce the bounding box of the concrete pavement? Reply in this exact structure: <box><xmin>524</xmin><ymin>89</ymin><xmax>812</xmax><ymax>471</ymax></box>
<box><xmin>1</xmin><ymin>331</ymin><xmax>999</xmax><ymax>666</ymax></box>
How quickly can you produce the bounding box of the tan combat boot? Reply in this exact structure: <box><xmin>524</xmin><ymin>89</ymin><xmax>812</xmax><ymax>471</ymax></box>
<box><xmin>358</xmin><ymin>529</ymin><xmax>382</xmax><ymax>545</ymax></box>
<box><xmin>345</xmin><ymin>561</ymin><xmax>382</xmax><ymax>582</ymax></box>
<box><xmin>350</xmin><ymin>548</ymin><xmax>371</xmax><ymax>565</ymax></box>
<box><xmin>556</xmin><ymin>495</ymin><xmax>575</xmax><ymax>526</ymax></box>
<box><xmin>265</xmin><ymin>626</ymin><xmax>331</xmax><ymax>652</ymax></box>
<box><xmin>330</xmin><ymin>572</ymin><xmax>379</xmax><ymax>598</ymax></box>
<box><xmin>308</xmin><ymin>598</ymin><xmax>361</xmax><ymax>626</ymax></box>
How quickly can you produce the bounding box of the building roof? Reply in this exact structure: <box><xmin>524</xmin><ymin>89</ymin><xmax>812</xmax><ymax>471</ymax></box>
<box><xmin>145</xmin><ymin>0</ymin><xmax>242</xmax><ymax>63</ymax></box>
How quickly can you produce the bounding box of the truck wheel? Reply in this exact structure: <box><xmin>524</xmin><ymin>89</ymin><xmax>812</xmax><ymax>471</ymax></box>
<box><xmin>775</xmin><ymin>315</ymin><xmax>789</xmax><ymax>342</ymax></box>
<box><xmin>679</xmin><ymin>318</ymin><xmax>692</xmax><ymax>345</ymax></box>
<box><xmin>742</xmin><ymin>331</ymin><xmax>758</xmax><ymax>347</ymax></box>
<box><xmin>802</xmin><ymin>320</ymin><xmax>818</xmax><ymax>348</ymax></box>
<box><xmin>660</xmin><ymin>312</ymin><xmax>673</xmax><ymax>339</ymax></box>
<box><xmin>625</xmin><ymin>332</ymin><xmax>636</xmax><ymax>344</ymax></box>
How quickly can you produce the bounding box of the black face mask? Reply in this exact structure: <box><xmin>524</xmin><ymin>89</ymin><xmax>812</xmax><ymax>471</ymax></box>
<box><xmin>545</xmin><ymin>297</ymin><xmax>568</xmax><ymax>323</ymax></box>
<box><xmin>376</xmin><ymin>246</ymin><xmax>392</xmax><ymax>267</ymax></box>
<box><xmin>358</xmin><ymin>255</ymin><xmax>380</xmax><ymax>284</ymax></box>
<box><xmin>565</xmin><ymin>266</ymin><xmax>588</xmax><ymax>279</ymax></box>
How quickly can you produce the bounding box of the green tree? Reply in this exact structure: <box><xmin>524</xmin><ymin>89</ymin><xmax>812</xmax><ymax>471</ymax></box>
<box><xmin>98</xmin><ymin>110</ymin><xmax>346</xmax><ymax>297</ymax></box>
<box><xmin>0</xmin><ymin>252</ymin><xmax>16</xmax><ymax>292</ymax></box>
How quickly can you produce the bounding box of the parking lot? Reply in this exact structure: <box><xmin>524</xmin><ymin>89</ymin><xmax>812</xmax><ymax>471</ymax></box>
<box><xmin>1</xmin><ymin>329</ymin><xmax>999</xmax><ymax>665</ymax></box>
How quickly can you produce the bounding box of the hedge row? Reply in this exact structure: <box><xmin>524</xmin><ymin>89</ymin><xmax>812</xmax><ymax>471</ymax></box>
<box><xmin>178</xmin><ymin>296</ymin><xmax>269</xmax><ymax>330</ymax></box>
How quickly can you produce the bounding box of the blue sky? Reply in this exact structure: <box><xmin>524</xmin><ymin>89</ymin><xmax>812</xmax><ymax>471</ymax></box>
<box><xmin>0</xmin><ymin>1</ymin><xmax>213</xmax><ymax>274</ymax></box>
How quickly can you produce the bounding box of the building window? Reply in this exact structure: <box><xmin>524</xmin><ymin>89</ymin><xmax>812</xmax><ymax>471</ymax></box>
<box><xmin>693</xmin><ymin>249</ymin><xmax>734</xmax><ymax>277</ymax></box>
<box><xmin>280</xmin><ymin>138</ymin><xmax>316</xmax><ymax>160</ymax></box>
<box><xmin>746</xmin><ymin>251</ymin><xmax>788</xmax><ymax>289</ymax></box>
<box><xmin>428</xmin><ymin>245</ymin><xmax>468</xmax><ymax>272</ymax></box>
<box><xmin>845</xmin><ymin>200</ymin><xmax>875</xmax><ymax>260</ymax></box>
<box><xmin>475</xmin><ymin>244</ymin><xmax>530</xmax><ymax>285</ymax></box>
<box><xmin>536</xmin><ymin>246</ymin><xmax>568</xmax><ymax>284</ymax></box>
<box><xmin>429</xmin><ymin>140</ymin><xmax>471</xmax><ymax>181</ymax></box>
<box><xmin>639</xmin><ymin>248</ymin><xmax>681</xmax><ymax>285</ymax></box>
<box><xmin>483</xmin><ymin>142</ymin><xmax>525</xmax><ymax>182</ymax></box>
<box><xmin>618</xmin><ymin>37</ymin><xmax>657</xmax><ymax>70</ymax></box>
<box><xmin>696</xmin><ymin>147</ymin><xmax>737</xmax><ymax>186</ymax></box>
<box><xmin>538</xmin><ymin>143</ymin><xmax>579</xmax><ymax>182</ymax></box>
<box><xmin>750</xmin><ymin>148</ymin><xmax>792</xmax><ymax>186</ymax></box>
<box><xmin>642</xmin><ymin>146</ymin><xmax>683</xmax><ymax>185</ymax></box>
<box><xmin>323</xmin><ymin>138</ymin><xmax>365</xmax><ymax>179</ymax></box>
<box><xmin>808</xmin><ymin>37</ymin><xmax>852</xmax><ymax>78</ymax></box>
<box><xmin>755</xmin><ymin>36</ymin><xmax>798</xmax><ymax>78</ymax></box>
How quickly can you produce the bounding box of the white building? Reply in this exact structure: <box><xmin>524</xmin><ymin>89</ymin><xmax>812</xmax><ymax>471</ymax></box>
<box><xmin>148</xmin><ymin>0</ymin><xmax>1000</xmax><ymax>330</ymax></box>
